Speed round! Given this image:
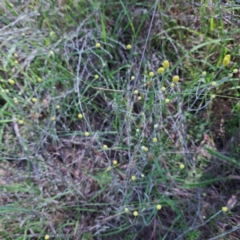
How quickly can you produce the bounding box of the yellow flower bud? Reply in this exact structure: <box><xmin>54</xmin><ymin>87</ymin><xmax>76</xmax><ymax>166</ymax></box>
<box><xmin>131</xmin><ymin>76</ymin><xmax>135</xmax><ymax>81</ymax></box>
<box><xmin>172</xmin><ymin>75</ymin><xmax>180</xmax><ymax>83</ymax></box>
<box><xmin>131</xmin><ymin>176</ymin><xmax>136</xmax><ymax>181</ymax></box>
<box><xmin>95</xmin><ymin>43</ymin><xmax>101</xmax><ymax>48</ymax></box>
<box><xmin>180</xmin><ymin>164</ymin><xmax>185</xmax><ymax>169</ymax></box>
<box><xmin>85</xmin><ymin>132</ymin><xmax>90</xmax><ymax>137</ymax></box>
<box><xmin>152</xmin><ymin>137</ymin><xmax>158</xmax><ymax>143</ymax></box>
<box><xmin>126</xmin><ymin>44</ymin><xmax>131</xmax><ymax>50</ymax></box>
<box><xmin>222</xmin><ymin>206</ymin><xmax>228</xmax><ymax>212</ymax></box>
<box><xmin>32</xmin><ymin>98</ymin><xmax>37</xmax><ymax>103</ymax></box>
<box><xmin>165</xmin><ymin>98</ymin><xmax>170</xmax><ymax>103</ymax></box>
<box><xmin>78</xmin><ymin>114</ymin><xmax>83</xmax><ymax>119</ymax></box>
<box><xmin>162</xmin><ymin>60</ymin><xmax>170</xmax><ymax>68</ymax></box>
<box><xmin>103</xmin><ymin>144</ymin><xmax>108</xmax><ymax>150</ymax></box>
<box><xmin>222</xmin><ymin>57</ymin><xmax>230</xmax><ymax>66</ymax></box>
<box><xmin>112</xmin><ymin>160</ymin><xmax>118</xmax><ymax>165</ymax></box>
<box><xmin>157</xmin><ymin>67</ymin><xmax>164</xmax><ymax>74</ymax></box>
<box><xmin>133</xmin><ymin>211</ymin><xmax>138</xmax><ymax>216</ymax></box>
<box><xmin>149</xmin><ymin>72</ymin><xmax>154</xmax><ymax>77</ymax></box>
<box><xmin>156</xmin><ymin>204</ymin><xmax>162</xmax><ymax>210</ymax></box>
<box><xmin>8</xmin><ymin>79</ymin><xmax>15</xmax><ymax>85</ymax></box>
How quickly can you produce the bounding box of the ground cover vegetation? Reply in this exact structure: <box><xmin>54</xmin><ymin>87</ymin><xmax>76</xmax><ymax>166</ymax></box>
<box><xmin>0</xmin><ymin>0</ymin><xmax>240</xmax><ymax>239</ymax></box>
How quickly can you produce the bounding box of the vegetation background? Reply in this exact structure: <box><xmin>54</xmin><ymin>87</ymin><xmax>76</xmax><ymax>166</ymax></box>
<box><xmin>0</xmin><ymin>0</ymin><xmax>240</xmax><ymax>239</ymax></box>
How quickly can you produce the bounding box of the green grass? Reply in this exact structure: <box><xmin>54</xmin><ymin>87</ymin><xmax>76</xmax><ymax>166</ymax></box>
<box><xmin>1</xmin><ymin>0</ymin><xmax>240</xmax><ymax>239</ymax></box>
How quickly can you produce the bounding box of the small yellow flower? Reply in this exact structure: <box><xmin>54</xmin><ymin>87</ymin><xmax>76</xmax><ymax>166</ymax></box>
<box><xmin>13</xmin><ymin>97</ymin><xmax>18</xmax><ymax>104</ymax></box>
<box><xmin>149</xmin><ymin>72</ymin><xmax>154</xmax><ymax>77</ymax></box>
<box><xmin>165</xmin><ymin>98</ymin><xmax>170</xmax><ymax>103</ymax></box>
<box><xmin>126</xmin><ymin>44</ymin><xmax>131</xmax><ymax>50</ymax></box>
<box><xmin>14</xmin><ymin>60</ymin><xmax>18</xmax><ymax>64</ymax></box>
<box><xmin>162</xmin><ymin>60</ymin><xmax>170</xmax><ymax>69</ymax></box>
<box><xmin>157</xmin><ymin>67</ymin><xmax>164</xmax><ymax>74</ymax></box>
<box><xmin>124</xmin><ymin>208</ymin><xmax>129</xmax><ymax>213</ymax></box>
<box><xmin>141</xmin><ymin>174</ymin><xmax>145</xmax><ymax>178</ymax></box>
<box><xmin>179</xmin><ymin>164</ymin><xmax>185</xmax><ymax>169</ymax></box>
<box><xmin>156</xmin><ymin>204</ymin><xmax>162</xmax><ymax>210</ymax></box>
<box><xmin>56</xmin><ymin>105</ymin><xmax>60</xmax><ymax>109</ymax></box>
<box><xmin>133</xmin><ymin>211</ymin><xmax>138</xmax><ymax>216</ymax></box>
<box><xmin>161</xmin><ymin>86</ymin><xmax>166</xmax><ymax>92</ymax></box>
<box><xmin>210</xmin><ymin>94</ymin><xmax>216</xmax><ymax>99</ymax></box>
<box><xmin>131</xmin><ymin>176</ymin><xmax>136</xmax><ymax>181</ymax></box>
<box><xmin>222</xmin><ymin>57</ymin><xmax>230</xmax><ymax>66</ymax></box>
<box><xmin>131</xmin><ymin>76</ymin><xmax>135</xmax><ymax>81</ymax></box>
<box><xmin>112</xmin><ymin>160</ymin><xmax>118</xmax><ymax>165</ymax></box>
<box><xmin>49</xmin><ymin>51</ymin><xmax>54</xmax><ymax>56</ymax></box>
<box><xmin>95</xmin><ymin>43</ymin><xmax>101</xmax><ymax>48</ymax></box>
<box><xmin>18</xmin><ymin>120</ymin><xmax>24</xmax><ymax>124</ymax></box>
<box><xmin>202</xmin><ymin>71</ymin><xmax>207</xmax><ymax>77</ymax></box>
<box><xmin>134</xmin><ymin>90</ymin><xmax>139</xmax><ymax>95</ymax></box>
<box><xmin>138</xmin><ymin>96</ymin><xmax>142</xmax><ymax>100</ymax></box>
<box><xmin>94</xmin><ymin>74</ymin><xmax>99</xmax><ymax>79</ymax></box>
<box><xmin>51</xmin><ymin>117</ymin><xmax>56</xmax><ymax>121</ymax></box>
<box><xmin>32</xmin><ymin>98</ymin><xmax>37</xmax><ymax>103</ymax></box>
<box><xmin>5</xmin><ymin>89</ymin><xmax>9</xmax><ymax>93</ymax></box>
<box><xmin>44</xmin><ymin>235</ymin><xmax>50</xmax><ymax>240</ymax></box>
<box><xmin>211</xmin><ymin>81</ymin><xmax>217</xmax><ymax>87</ymax></box>
<box><xmin>154</xmin><ymin>124</ymin><xmax>158</xmax><ymax>128</ymax></box>
<box><xmin>8</xmin><ymin>79</ymin><xmax>15</xmax><ymax>85</ymax></box>
<box><xmin>152</xmin><ymin>137</ymin><xmax>158</xmax><ymax>143</ymax></box>
<box><xmin>144</xmin><ymin>147</ymin><xmax>148</xmax><ymax>152</ymax></box>
<box><xmin>172</xmin><ymin>75</ymin><xmax>180</xmax><ymax>83</ymax></box>
<box><xmin>14</xmin><ymin>53</ymin><xmax>18</xmax><ymax>58</ymax></box>
<box><xmin>78</xmin><ymin>114</ymin><xmax>83</xmax><ymax>119</ymax></box>
<box><xmin>106</xmin><ymin>166</ymin><xmax>111</xmax><ymax>171</ymax></box>
<box><xmin>222</xmin><ymin>206</ymin><xmax>228</xmax><ymax>212</ymax></box>
<box><xmin>103</xmin><ymin>144</ymin><xmax>108</xmax><ymax>150</ymax></box>
<box><xmin>21</xmin><ymin>32</ymin><xmax>25</xmax><ymax>36</ymax></box>
<box><xmin>228</xmin><ymin>73</ymin><xmax>233</xmax><ymax>77</ymax></box>
<box><xmin>233</xmin><ymin>69</ymin><xmax>238</xmax><ymax>73</ymax></box>
<box><xmin>85</xmin><ymin>132</ymin><xmax>90</xmax><ymax>137</ymax></box>
<box><xmin>170</xmin><ymin>83</ymin><xmax>174</xmax><ymax>87</ymax></box>
<box><xmin>225</xmin><ymin>54</ymin><xmax>231</xmax><ymax>61</ymax></box>
<box><xmin>37</xmin><ymin>77</ymin><xmax>42</xmax><ymax>82</ymax></box>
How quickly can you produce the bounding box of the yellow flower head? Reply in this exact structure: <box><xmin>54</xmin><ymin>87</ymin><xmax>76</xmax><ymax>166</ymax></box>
<box><xmin>94</xmin><ymin>74</ymin><xmax>99</xmax><ymax>79</ymax></box>
<box><xmin>157</xmin><ymin>67</ymin><xmax>164</xmax><ymax>74</ymax></box>
<box><xmin>126</xmin><ymin>44</ymin><xmax>131</xmax><ymax>50</ymax></box>
<box><xmin>78</xmin><ymin>114</ymin><xmax>83</xmax><ymax>119</ymax></box>
<box><xmin>106</xmin><ymin>166</ymin><xmax>111</xmax><ymax>171</ymax></box>
<box><xmin>149</xmin><ymin>72</ymin><xmax>154</xmax><ymax>77</ymax></box>
<box><xmin>112</xmin><ymin>160</ymin><xmax>118</xmax><ymax>165</ymax></box>
<box><xmin>133</xmin><ymin>211</ymin><xmax>138</xmax><ymax>216</ymax></box>
<box><xmin>124</xmin><ymin>208</ymin><xmax>129</xmax><ymax>212</ymax></box>
<box><xmin>131</xmin><ymin>175</ymin><xmax>136</xmax><ymax>181</ymax></box>
<box><xmin>179</xmin><ymin>164</ymin><xmax>185</xmax><ymax>169</ymax></box>
<box><xmin>170</xmin><ymin>83</ymin><xmax>174</xmax><ymax>87</ymax></box>
<box><xmin>131</xmin><ymin>76</ymin><xmax>135</xmax><ymax>81</ymax></box>
<box><xmin>56</xmin><ymin>105</ymin><xmax>60</xmax><ymax>109</ymax></box>
<box><xmin>85</xmin><ymin>132</ymin><xmax>90</xmax><ymax>137</ymax></box>
<box><xmin>233</xmin><ymin>69</ymin><xmax>238</xmax><ymax>73</ymax></box>
<box><xmin>222</xmin><ymin>57</ymin><xmax>230</xmax><ymax>66</ymax></box>
<box><xmin>95</xmin><ymin>43</ymin><xmax>101</xmax><ymax>48</ymax></box>
<box><xmin>103</xmin><ymin>144</ymin><xmax>108</xmax><ymax>150</ymax></box>
<box><xmin>162</xmin><ymin>60</ymin><xmax>170</xmax><ymax>69</ymax></box>
<box><xmin>134</xmin><ymin>90</ymin><xmax>139</xmax><ymax>95</ymax></box>
<box><xmin>51</xmin><ymin>117</ymin><xmax>56</xmax><ymax>121</ymax></box>
<box><xmin>141</xmin><ymin>174</ymin><xmax>145</xmax><ymax>178</ymax></box>
<box><xmin>165</xmin><ymin>98</ymin><xmax>170</xmax><ymax>104</ymax></box>
<box><xmin>138</xmin><ymin>96</ymin><xmax>142</xmax><ymax>100</ymax></box>
<box><xmin>13</xmin><ymin>98</ymin><xmax>18</xmax><ymax>104</ymax></box>
<box><xmin>8</xmin><ymin>79</ymin><xmax>15</xmax><ymax>85</ymax></box>
<box><xmin>152</xmin><ymin>137</ymin><xmax>158</xmax><ymax>143</ymax></box>
<box><xmin>18</xmin><ymin>120</ymin><xmax>24</xmax><ymax>124</ymax></box>
<box><xmin>32</xmin><ymin>98</ymin><xmax>37</xmax><ymax>103</ymax></box>
<box><xmin>202</xmin><ymin>71</ymin><xmax>207</xmax><ymax>77</ymax></box>
<box><xmin>172</xmin><ymin>75</ymin><xmax>180</xmax><ymax>83</ymax></box>
<box><xmin>14</xmin><ymin>60</ymin><xmax>18</xmax><ymax>64</ymax></box>
<box><xmin>21</xmin><ymin>32</ymin><xmax>25</xmax><ymax>36</ymax></box>
<box><xmin>225</xmin><ymin>54</ymin><xmax>231</xmax><ymax>61</ymax></box>
<box><xmin>156</xmin><ymin>204</ymin><xmax>162</xmax><ymax>210</ymax></box>
<box><xmin>44</xmin><ymin>235</ymin><xmax>50</xmax><ymax>240</ymax></box>
<box><xmin>37</xmin><ymin>78</ymin><xmax>42</xmax><ymax>82</ymax></box>
<box><xmin>14</xmin><ymin>53</ymin><xmax>18</xmax><ymax>58</ymax></box>
<box><xmin>161</xmin><ymin>86</ymin><xmax>166</xmax><ymax>92</ymax></box>
<box><xmin>222</xmin><ymin>206</ymin><xmax>228</xmax><ymax>212</ymax></box>
<box><xmin>211</xmin><ymin>81</ymin><xmax>217</xmax><ymax>87</ymax></box>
